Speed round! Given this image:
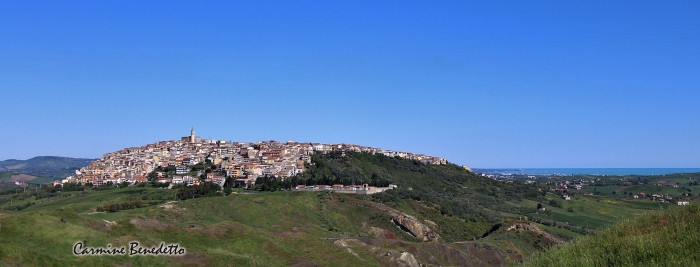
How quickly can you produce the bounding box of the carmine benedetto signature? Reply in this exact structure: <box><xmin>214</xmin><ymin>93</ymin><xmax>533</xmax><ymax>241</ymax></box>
<box><xmin>73</xmin><ymin>241</ymin><xmax>186</xmax><ymax>256</ymax></box>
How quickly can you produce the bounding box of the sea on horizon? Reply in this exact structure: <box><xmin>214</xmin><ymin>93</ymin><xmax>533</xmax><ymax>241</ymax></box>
<box><xmin>473</xmin><ymin>168</ymin><xmax>700</xmax><ymax>176</ymax></box>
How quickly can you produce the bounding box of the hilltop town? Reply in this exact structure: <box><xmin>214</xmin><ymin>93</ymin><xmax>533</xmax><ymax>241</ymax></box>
<box><xmin>60</xmin><ymin>129</ymin><xmax>447</xmax><ymax>188</ymax></box>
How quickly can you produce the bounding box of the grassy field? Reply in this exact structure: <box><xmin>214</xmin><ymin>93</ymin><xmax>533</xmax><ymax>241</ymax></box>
<box><xmin>24</xmin><ymin>188</ymin><xmax>176</xmax><ymax>213</ymax></box>
<box><xmin>523</xmin><ymin>204</ymin><xmax>700</xmax><ymax>267</ymax></box>
<box><xmin>528</xmin><ymin>194</ymin><xmax>664</xmax><ymax>230</ymax></box>
<box><xmin>0</xmin><ymin>190</ymin><xmax>384</xmax><ymax>266</ymax></box>
<box><xmin>0</xmin><ymin>174</ymin><xmax>65</xmax><ymax>185</ymax></box>
<box><xmin>620</xmin><ymin>199</ymin><xmax>670</xmax><ymax>209</ymax></box>
<box><xmin>4</xmin><ymin>188</ymin><xmax>529</xmax><ymax>266</ymax></box>
<box><xmin>28</xmin><ymin>176</ymin><xmax>56</xmax><ymax>184</ymax></box>
<box><xmin>0</xmin><ymin>182</ymin><xmax>682</xmax><ymax>266</ymax></box>
<box><xmin>536</xmin><ymin>223</ymin><xmax>584</xmax><ymax>239</ymax></box>
<box><xmin>546</xmin><ymin>173</ymin><xmax>700</xmax><ymax>199</ymax></box>
<box><xmin>0</xmin><ymin>172</ymin><xmax>13</xmax><ymax>182</ymax></box>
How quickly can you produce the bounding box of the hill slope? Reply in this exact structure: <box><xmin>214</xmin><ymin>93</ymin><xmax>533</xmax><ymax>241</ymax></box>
<box><xmin>0</xmin><ymin>188</ymin><xmax>539</xmax><ymax>266</ymax></box>
<box><xmin>251</xmin><ymin>151</ymin><xmax>551</xmax><ymax>241</ymax></box>
<box><xmin>524</xmin><ymin>204</ymin><xmax>700</xmax><ymax>266</ymax></box>
<box><xmin>0</xmin><ymin>152</ymin><xmax>677</xmax><ymax>266</ymax></box>
<box><xmin>0</xmin><ymin>156</ymin><xmax>94</xmax><ymax>179</ymax></box>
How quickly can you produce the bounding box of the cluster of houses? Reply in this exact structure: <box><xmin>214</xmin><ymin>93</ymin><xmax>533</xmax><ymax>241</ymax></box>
<box><xmin>153</xmin><ymin>173</ymin><xmax>227</xmax><ymax>188</ymax></box>
<box><xmin>631</xmin><ymin>192</ymin><xmax>691</xmax><ymax>205</ymax></box>
<box><xmin>548</xmin><ymin>180</ymin><xmax>588</xmax><ymax>192</ymax></box>
<box><xmin>294</xmin><ymin>184</ymin><xmax>397</xmax><ymax>195</ymax></box>
<box><xmin>563</xmin><ymin>192</ymin><xmax>692</xmax><ymax>206</ymax></box>
<box><xmin>55</xmin><ymin>129</ymin><xmax>448</xmax><ymax>188</ymax></box>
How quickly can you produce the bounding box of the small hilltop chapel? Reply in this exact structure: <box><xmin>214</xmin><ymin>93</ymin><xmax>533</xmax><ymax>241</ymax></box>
<box><xmin>181</xmin><ymin>128</ymin><xmax>197</xmax><ymax>143</ymax></box>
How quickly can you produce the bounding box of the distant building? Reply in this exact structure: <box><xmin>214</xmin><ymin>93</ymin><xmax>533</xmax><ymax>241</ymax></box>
<box><xmin>181</xmin><ymin>128</ymin><xmax>196</xmax><ymax>143</ymax></box>
<box><xmin>175</xmin><ymin>165</ymin><xmax>189</xmax><ymax>175</ymax></box>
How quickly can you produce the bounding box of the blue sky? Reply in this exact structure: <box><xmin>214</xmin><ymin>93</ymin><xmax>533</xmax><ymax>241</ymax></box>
<box><xmin>1</xmin><ymin>1</ymin><xmax>699</xmax><ymax>168</ymax></box>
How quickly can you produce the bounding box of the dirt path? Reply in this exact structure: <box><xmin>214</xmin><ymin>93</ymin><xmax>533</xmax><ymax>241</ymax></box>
<box><xmin>84</xmin><ymin>211</ymin><xmax>106</xmax><ymax>215</ymax></box>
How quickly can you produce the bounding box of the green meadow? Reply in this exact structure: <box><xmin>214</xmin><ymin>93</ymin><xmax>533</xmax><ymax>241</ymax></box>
<box><xmin>0</xmin><ymin>189</ymin><xmax>384</xmax><ymax>267</ymax></box>
<box><xmin>0</xmin><ymin>184</ymin><xmax>683</xmax><ymax>266</ymax></box>
<box><xmin>548</xmin><ymin>173</ymin><xmax>700</xmax><ymax>198</ymax></box>
<box><xmin>0</xmin><ymin>172</ymin><xmax>12</xmax><ymax>182</ymax></box>
<box><xmin>4</xmin><ymin>187</ymin><xmax>525</xmax><ymax>266</ymax></box>
<box><xmin>528</xmin><ymin>194</ymin><xmax>668</xmax><ymax>229</ymax></box>
<box><xmin>0</xmin><ymin>155</ymin><xmax>691</xmax><ymax>267</ymax></box>
<box><xmin>524</xmin><ymin>203</ymin><xmax>700</xmax><ymax>267</ymax></box>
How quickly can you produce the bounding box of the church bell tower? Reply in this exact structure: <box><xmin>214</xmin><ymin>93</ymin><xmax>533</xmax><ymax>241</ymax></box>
<box><xmin>190</xmin><ymin>128</ymin><xmax>195</xmax><ymax>143</ymax></box>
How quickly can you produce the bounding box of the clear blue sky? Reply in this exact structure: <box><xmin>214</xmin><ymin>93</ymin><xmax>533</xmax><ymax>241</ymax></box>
<box><xmin>1</xmin><ymin>1</ymin><xmax>699</xmax><ymax>168</ymax></box>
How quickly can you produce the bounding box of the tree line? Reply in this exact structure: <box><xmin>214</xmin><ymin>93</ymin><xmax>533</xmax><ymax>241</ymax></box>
<box><xmin>96</xmin><ymin>200</ymin><xmax>147</xmax><ymax>212</ymax></box>
<box><xmin>176</xmin><ymin>182</ymin><xmax>221</xmax><ymax>200</ymax></box>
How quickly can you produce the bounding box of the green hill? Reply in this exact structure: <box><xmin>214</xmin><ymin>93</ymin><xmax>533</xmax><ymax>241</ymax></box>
<box><xmin>294</xmin><ymin>152</ymin><xmax>665</xmax><ymax>241</ymax></box>
<box><xmin>0</xmin><ymin>152</ymin><xmax>678</xmax><ymax>266</ymax></box>
<box><xmin>0</xmin><ymin>156</ymin><xmax>94</xmax><ymax>179</ymax></box>
<box><xmin>0</xmin><ymin>172</ymin><xmax>12</xmax><ymax>182</ymax></box>
<box><xmin>295</xmin><ymin>152</ymin><xmax>549</xmax><ymax>241</ymax></box>
<box><xmin>524</xmin><ymin>204</ymin><xmax>700</xmax><ymax>267</ymax></box>
<box><xmin>0</xmin><ymin>188</ymin><xmax>539</xmax><ymax>266</ymax></box>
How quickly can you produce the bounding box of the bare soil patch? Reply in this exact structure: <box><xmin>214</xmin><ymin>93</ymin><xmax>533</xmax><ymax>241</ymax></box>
<box><xmin>10</xmin><ymin>174</ymin><xmax>37</xmax><ymax>182</ymax></box>
<box><xmin>290</xmin><ymin>258</ymin><xmax>323</xmax><ymax>267</ymax></box>
<box><xmin>6</xmin><ymin>163</ymin><xmax>27</xmax><ymax>170</ymax></box>
<box><xmin>130</xmin><ymin>218</ymin><xmax>169</xmax><ymax>231</ymax></box>
<box><xmin>275</xmin><ymin>231</ymin><xmax>301</xmax><ymax>240</ymax></box>
<box><xmin>170</xmin><ymin>252</ymin><xmax>207</xmax><ymax>266</ymax></box>
<box><xmin>657</xmin><ymin>179</ymin><xmax>673</xmax><ymax>185</ymax></box>
<box><xmin>183</xmin><ymin>223</ymin><xmax>237</xmax><ymax>239</ymax></box>
<box><xmin>83</xmin><ymin>217</ymin><xmax>115</xmax><ymax>231</ymax></box>
<box><xmin>159</xmin><ymin>201</ymin><xmax>178</xmax><ymax>210</ymax></box>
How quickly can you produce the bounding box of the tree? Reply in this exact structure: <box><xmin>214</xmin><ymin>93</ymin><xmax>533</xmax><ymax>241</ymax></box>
<box><xmin>549</xmin><ymin>199</ymin><xmax>562</xmax><ymax>208</ymax></box>
<box><xmin>147</xmin><ymin>171</ymin><xmax>158</xmax><ymax>181</ymax></box>
<box><xmin>176</xmin><ymin>182</ymin><xmax>222</xmax><ymax>200</ymax></box>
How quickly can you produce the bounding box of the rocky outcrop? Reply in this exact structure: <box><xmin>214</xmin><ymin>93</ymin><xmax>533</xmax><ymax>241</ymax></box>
<box><xmin>386</xmin><ymin>210</ymin><xmax>440</xmax><ymax>242</ymax></box>
<box><xmin>506</xmin><ymin>222</ymin><xmax>563</xmax><ymax>245</ymax></box>
<box><xmin>365</xmin><ymin>202</ymin><xmax>440</xmax><ymax>242</ymax></box>
<box><xmin>378</xmin><ymin>250</ymin><xmax>420</xmax><ymax>267</ymax></box>
<box><xmin>398</xmin><ymin>252</ymin><xmax>420</xmax><ymax>267</ymax></box>
<box><xmin>366</xmin><ymin>226</ymin><xmax>398</xmax><ymax>239</ymax></box>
